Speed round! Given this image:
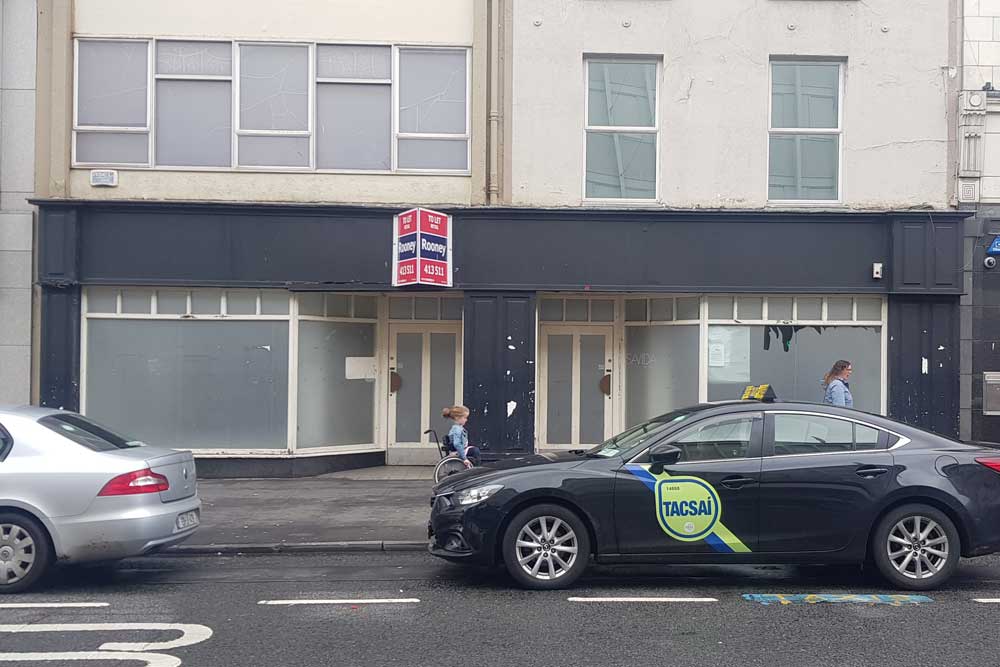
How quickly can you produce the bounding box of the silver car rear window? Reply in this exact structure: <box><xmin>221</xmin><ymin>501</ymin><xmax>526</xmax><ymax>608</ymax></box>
<box><xmin>39</xmin><ymin>414</ymin><xmax>141</xmax><ymax>452</ymax></box>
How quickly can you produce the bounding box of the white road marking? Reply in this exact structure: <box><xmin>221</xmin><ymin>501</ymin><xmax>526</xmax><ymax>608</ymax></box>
<box><xmin>0</xmin><ymin>603</ymin><xmax>109</xmax><ymax>609</ymax></box>
<box><xmin>567</xmin><ymin>597</ymin><xmax>718</xmax><ymax>603</ymax></box>
<box><xmin>258</xmin><ymin>598</ymin><xmax>421</xmax><ymax>606</ymax></box>
<box><xmin>974</xmin><ymin>598</ymin><xmax>1000</xmax><ymax>603</ymax></box>
<box><xmin>0</xmin><ymin>652</ymin><xmax>180</xmax><ymax>666</ymax></box>
<box><xmin>0</xmin><ymin>624</ymin><xmax>213</xmax><ymax>651</ymax></box>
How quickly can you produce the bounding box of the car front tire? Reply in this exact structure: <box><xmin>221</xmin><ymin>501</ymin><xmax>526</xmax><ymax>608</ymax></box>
<box><xmin>0</xmin><ymin>512</ymin><xmax>53</xmax><ymax>594</ymax></box>
<box><xmin>502</xmin><ymin>503</ymin><xmax>590</xmax><ymax>590</ymax></box>
<box><xmin>871</xmin><ymin>504</ymin><xmax>960</xmax><ymax>591</ymax></box>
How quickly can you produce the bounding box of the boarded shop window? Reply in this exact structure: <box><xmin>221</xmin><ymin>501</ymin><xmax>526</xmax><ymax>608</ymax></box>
<box><xmin>625</xmin><ymin>325</ymin><xmax>700</xmax><ymax>426</ymax></box>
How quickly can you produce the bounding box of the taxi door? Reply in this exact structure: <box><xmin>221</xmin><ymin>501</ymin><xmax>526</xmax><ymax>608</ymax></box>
<box><xmin>613</xmin><ymin>412</ymin><xmax>763</xmax><ymax>555</ymax></box>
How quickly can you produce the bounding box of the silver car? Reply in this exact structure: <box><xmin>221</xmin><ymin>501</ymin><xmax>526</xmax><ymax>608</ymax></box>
<box><xmin>0</xmin><ymin>406</ymin><xmax>200</xmax><ymax>593</ymax></box>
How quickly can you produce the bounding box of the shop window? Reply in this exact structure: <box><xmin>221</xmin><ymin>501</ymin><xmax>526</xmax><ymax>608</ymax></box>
<box><xmin>353</xmin><ymin>296</ymin><xmax>378</xmax><ymax>319</ymax></box>
<box><xmin>389</xmin><ymin>296</ymin><xmax>463</xmax><ymax>321</ymax></box>
<box><xmin>768</xmin><ymin>61</ymin><xmax>842</xmax><ymax>201</ymax></box>
<box><xmin>121</xmin><ymin>288</ymin><xmax>154</xmax><ymax>314</ymax></box>
<box><xmin>298</xmin><ymin>293</ymin><xmax>325</xmax><ymax>317</ymax></box>
<box><xmin>86</xmin><ymin>287</ymin><xmax>119</xmax><ymax>314</ymax></box>
<box><xmin>737</xmin><ymin>297</ymin><xmax>763</xmax><ymax>320</ymax></box>
<box><xmin>649</xmin><ymin>298</ymin><xmax>673</xmax><ymax>322</ymax></box>
<box><xmin>156</xmin><ymin>290</ymin><xmax>189</xmax><ymax>315</ymax></box>
<box><xmin>676</xmin><ymin>297</ymin><xmax>700</xmax><ymax>320</ymax></box>
<box><xmin>625</xmin><ymin>299</ymin><xmax>647</xmax><ymax>322</ymax></box>
<box><xmin>591</xmin><ymin>300</ymin><xmax>614</xmax><ymax>322</ymax></box>
<box><xmin>261</xmin><ymin>291</ymin><xmax>291</xmax><ymax>315</ymax></box>
<box><xmin>565</xmin><ymin>299</ymin><xmax>588</xmax><ymax>322</ymax></box>
<box><xmin>768</xmin><ymin>297</ymin><xmax>793</xmax><ymax>320</ymax></box>
<box><xmin>626</xmin><ymin>325</ymin><xmax>699</xmax><ymax>426</ymax></box>
<box><xmin>707</xmin><ymin>296</ymin><xmax>734</xmax><ymax>319</ymax></box>
<box><xmin>192</xmin><ymin>289</ymin><xmax>224</xmax><ymax>315</ymax></box>
<box><xmin>984</xmin><ymin>373</ymin><xmax>1000</xmax><ymax>416</ymax></box>
<box><xmin>540</xmin><ymin>299</ymin><xmax>564</xmax><ymax>322</ymax></box>
<box><xmin>325</xmin><ymin>294</ymin><xmax>351</xmax><ymax>318</ymax></box>
<box><xmin>226</xmin><ymin>291</ymin><xmax>257</xmax><ymax>315</ymax></box>
<box><xmin>390</xmin><ymin>296</ymin><xmax>414</xmax><ymax>319</ymax></box>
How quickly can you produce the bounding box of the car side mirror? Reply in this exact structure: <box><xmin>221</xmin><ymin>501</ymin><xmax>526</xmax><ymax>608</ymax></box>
<box><xmin>649</xmin><ymin>444</ymin><xmax>682</xmax><ymax>474</ymax></box>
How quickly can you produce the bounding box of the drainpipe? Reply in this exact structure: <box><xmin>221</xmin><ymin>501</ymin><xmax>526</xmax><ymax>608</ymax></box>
<box><xmin>487</xmin><ymin>0</ymin><xmax>502</xmax><ymax>204</ymax></box>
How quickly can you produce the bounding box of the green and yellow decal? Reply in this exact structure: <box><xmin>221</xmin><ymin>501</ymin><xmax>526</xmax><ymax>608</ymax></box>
<box><xmin>625</xmin><ymin>464</ymin><xmax>751</xmax><ymax>553</ymax></box>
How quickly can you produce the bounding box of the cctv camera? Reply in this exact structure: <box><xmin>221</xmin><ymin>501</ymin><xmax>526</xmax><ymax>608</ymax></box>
<box><xmin>986</xmin><ymin>256</ymin><xmax>998</xmax><ymax>269</ymax></box>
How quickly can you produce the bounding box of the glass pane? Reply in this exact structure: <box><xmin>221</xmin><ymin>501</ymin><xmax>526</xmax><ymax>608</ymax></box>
<box><xmin>87</xmin><ymin>287</ymin><xmax>118</xmax><ymax>313</ymax></box>
<box><xmin>354</xmin><ymin>295</ymin><xmax>377</xmax><ymax>318</ymax></box>
<box><xmin>414</xmin><ymin>297</ymin><xmax>439</xmax><ymax>320</ymax></box>
<box><xmin>298</xmin><ymin>293</ymin><xmax>324</xmax><ymax>316</ymax></box>
<box><xmin>707</xmin><ymin>325</ymin><xmax>882</xmax><ymax>412</ymax></box>
<box><xmin>650</xmin><ymin>298</ymin><xmax>673</xmax><ymax>321</ymax></box>
<box><xmin>85</xmin><ymin>320</ymin><xmax>289</xmax><ymax>449</ymax></box>
<box><xmin>625</xmin><ymin>299</ymin><xmax>647</xmax><ymax>322</ymax></box>
<box><xmin>771</xmin><ymin>63</ymin><xmax>839</xmax><ymax>129</ymax></box>
<box><xmin>768</xmin><ymin>134</ymin><xmax>839</xmax><ymax>201</ymax></box>
<box><xmin>75</xmin><ymin>132</ymin><xmax>148</xmax><ymax>164</ymax></box>
<box><xmin>317</xmin><ymin>45</ymin><xmax>391</xmax><ymax>79</ymax></box>
<box><xmin>591</xmin><ymin>300</ymin><xmax>614</xmax><ymax>322</ymax></box>
<box><xmin>674</xmin><ymin>415</ymin><xmax>754</xmax><ymax>461</ymax></box>
<box><xmin>773</xmin><ymin>414</ymin><xmax>853</xmax><ymax>455</ymax></box>
<box><xmin>390</xmin><ymin>297</ymin><xmax>413</xmax><ymax>319</ymax></box>
<box><xmin>797</xmin><ymin>297</ymin><xmax>822</xmax><ymax>320</ymax></box>
<box><xmin>827</xmin><ymin>297</ymin><xmax>853</xmax><ymax>320</ymax></box>
<box><xmin>856</xmin><ymin>297</ymin><xmax>882</xmax><ymax>321</ymax></box>
<box><xmin>540</xmin><ymin>299</ymin><xmax>563</xmax><ymax>322</ymax></box>
<box><xmin>580</xmin><ymin>335</ymin><xmax>607</xmax><ymax>445</ymax></box>
<box><xmin>430</xmin><ymin>333</ymin><xmax>458</xmax><ymax>447</ymax></box>
<box><xmin>768</xmin><ymin>297</ymin><xmax>793</xmax><ymax>320</ymax></box>
<box><xmin>708</xmin><ymin>296</ymin><xmax>734</xmax><ymax>319</ymax></box>
<box><xmin>325</xmin><ymin>294</ymin><xmax>350</xmax><ymax>317</ymax></box>
<box><xmin>226</xmin><ymin>291</ymin><xmax>257</xmax><ymax>315</ymax></box>
<box><xmin>737</xmin><ymin>297</ymin><xmax>763</xmax><ymax>320</ymax></box>
<box><xmin>677</xmin><ymin>297</ymin><xmax>700</xmax><ymax>320</ymax></box>
<box><xmin>239</xmin><ymin>44</ymin><xmax>308</xmax><ymax>131</ymax></box>
<box><xmin>260</xmin><ymin>291</ymin><xmax>289</xmax><ymax>315</ymax></box>
<box><xmin>156</xmin><ymin>80</ymin><xmax>232</xmax><ymax>167</ymax></box>
<box><xmin>238</xmin><ymin>135</ymin><xmax>310</xmax><ymax>168</ymax></box>
<box><xmin>394</xmin><ymin>333</ymin><xmax>423</xmax><ymax>443</ymax></box>
<box><xmin>121</xmin><ymin>288</ymin><xmax>153</xmax><ymax>314</ymax></box>
<box><xmin>585</xmin><ymin>132</ymin><xmax>656</xmax><ymax>199</ymax></box>
<box><xmin>399</xmin><ymin>49</ymin><xmax>467</xmax><ymax>133</ymax></box>
<box><xmin>626</xmin><ymin>325</ymin><xmax>699</xmax><ymax>426</ymax></box>
<box><xmin>855</xmin><ymin>423</ymin><xmax>882</xmax><ymax>451</ymax></box>
<box><xmin>78</xmin><ymin>41</ymin><xmax>148</xmax><ymax>127</ymax></box>
<box><xmin>298</xmin><ymin>321</ymin><xmax>375</xmax><ymax>447</ymax></box>
<box><xmin>156</xmin><ymin>41</ymin><xmax>232</xmax><ymax>76</ymax></box>
<box><xmin>441</xmin><ymin>298</ymin><xmax>463</xmax><ymax>321</ymax></box>
<box><xmin>191</xmin><ymin>289</ymin><xmax>222</xmax><ymax>315</ymax></box>
<box><xmin>565</xmin><ymin>300</ymin><xmax>588</xmax><ymax>322</ymax></box>
<box><xmin>317</xmin><ymin>83</ymin><xmax>391</xmax><ymax>170</ymax></box>
<box><xmin>587</xmin><ymin>61</ymin><xmax>657</xmax><ymax>127</ymax></box>
<box><xmin>397</xmin><ymin>138</ymin><xmax>468</xmax><ymax>170</ymax></box>
<box><xmin>156</xmin><ymin>290</ymin><xmax>188</xmax><ymax>315</ymax></box>
<box><xmin>546</xmin><ymin>334</ymin><xmax>573</xmax><ymax>444</ymax></box>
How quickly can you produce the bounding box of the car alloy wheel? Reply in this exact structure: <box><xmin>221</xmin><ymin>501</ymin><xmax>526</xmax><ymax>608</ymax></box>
<box><xmin>886</xmin><ymin>515</ymin><xmax>949</xmax><ymax>580</ymax></box>
<box><xmin>0</xmin><ymin>523</ymin><xmax>36</xmax><ymax>586</ymax></box>
<box><xmin>515</xmin><ymin>515</ymin><xmax>579</xmax><ymax>581</ymax></box>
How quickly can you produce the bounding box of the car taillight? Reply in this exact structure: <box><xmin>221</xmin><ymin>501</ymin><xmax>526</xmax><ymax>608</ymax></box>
<box><xmin>98</xmin><ymin>468</ymin><xmax>169</xmax><ymax>496</ymax></box>
<box><xmin>975</xmin><ymin>457</ymin><xmax>1000</xmax><ymax>475</ymax></box>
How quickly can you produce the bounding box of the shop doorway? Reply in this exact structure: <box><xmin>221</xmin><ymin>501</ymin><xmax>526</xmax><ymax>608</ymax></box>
<box><xmin>387</xmin><ymin>323</ymin><xmax>463</xmax><ymax>464</ymax></box>
<box><xmin>538</xmin><ymin>325</ymin><xmax>614</xmax><ymax>449</ymax></box>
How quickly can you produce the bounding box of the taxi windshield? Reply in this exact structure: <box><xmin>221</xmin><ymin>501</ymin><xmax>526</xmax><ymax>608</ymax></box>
<box><xmin>585</xmin><ymin>411</ymin><xmax>692</xmax><ymax>458</ymax></box>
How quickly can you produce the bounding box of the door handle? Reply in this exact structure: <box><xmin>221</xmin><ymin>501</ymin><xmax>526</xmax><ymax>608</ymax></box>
<box><xmin>720</xmin><ymin>476</ymin><xmax>755</xmax><ymax>489</ymax></box>
<box><xmin>856</xmin><ymin>466</ymin><xmax>889</xmax><ymax>478</ymax></box>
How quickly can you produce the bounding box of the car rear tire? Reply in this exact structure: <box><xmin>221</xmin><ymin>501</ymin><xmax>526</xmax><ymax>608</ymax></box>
<box><xmin>0</xmin><ymin>512</ymin><xmax>52</xmax><ymax>594</ymax></box>
<box><xmin>871</xmin><ymin>504</ymin><xmax>960</xmax><ymax>591</ymax></box>
<box><xmin>502</xmin><ymin>504</ymin><xmax>590</xmax><ymax>590</ymax></box>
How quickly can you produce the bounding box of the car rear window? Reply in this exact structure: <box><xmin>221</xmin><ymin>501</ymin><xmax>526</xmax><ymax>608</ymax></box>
<box><xmin>39</xmin><ymin>414</ymin><xmax>142</xmax><ymax>452</ymax></box>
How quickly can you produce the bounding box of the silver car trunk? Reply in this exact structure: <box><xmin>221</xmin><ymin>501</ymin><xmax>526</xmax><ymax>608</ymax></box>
<box><xmin>103</xmin><ymin>447</ymin><xmax>197</xmax><ymax>502</ymax></box>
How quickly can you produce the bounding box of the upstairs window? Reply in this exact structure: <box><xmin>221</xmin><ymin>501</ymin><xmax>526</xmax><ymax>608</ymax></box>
<box><xmin>768</xmin><ymin>61</ymin><xmax>843</xmax><ymax>202</ymax></box>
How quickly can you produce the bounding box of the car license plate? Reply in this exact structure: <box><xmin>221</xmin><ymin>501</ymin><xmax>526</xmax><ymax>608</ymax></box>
<box><xmin>176</xmin><ymin>510</ymin><xmax>200</xmax><ymax>531</ymax></box>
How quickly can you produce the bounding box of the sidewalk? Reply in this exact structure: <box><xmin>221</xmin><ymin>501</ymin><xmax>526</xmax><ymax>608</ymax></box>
<box><xmin>168</xmin><ymin>466</ymin><xmax>436</xmax><ymax>555</ymax></box>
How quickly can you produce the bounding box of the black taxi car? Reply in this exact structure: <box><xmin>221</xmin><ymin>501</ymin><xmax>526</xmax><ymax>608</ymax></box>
<box><xmin>428</xmin><ymin>398</ymin><xmax>1000</xmax><ymax>590</ymax></box>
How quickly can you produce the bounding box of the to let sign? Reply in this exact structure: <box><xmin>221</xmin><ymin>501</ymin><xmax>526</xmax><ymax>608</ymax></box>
<box><xmin>392</xmin><ymin>208</ymin><xmax>453</xmax><ymax>287</ymax></box>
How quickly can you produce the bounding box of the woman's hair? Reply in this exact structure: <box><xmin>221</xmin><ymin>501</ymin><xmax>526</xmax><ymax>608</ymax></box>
<box><xmin>442</xmin><ymin>405</ymin><xmax>470</xmax><ymax>420</ymax></box>
<box><xmin>823</xmin><ymin>360</ymin><xmax>852</xmax><ymax>387</ymax></box>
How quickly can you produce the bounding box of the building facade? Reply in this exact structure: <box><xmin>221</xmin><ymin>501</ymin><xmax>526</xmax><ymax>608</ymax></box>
<box><xmin>32</xmin><ymin>0</ymin><xmax>965</xmax><ymax>476</ymax></box>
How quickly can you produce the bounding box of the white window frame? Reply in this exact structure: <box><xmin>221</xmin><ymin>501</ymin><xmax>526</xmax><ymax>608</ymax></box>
<box><xmin>72</xmin><ymin>39</ymin><xmax>154</xmax><ymax>168</ymax></box>
<box><xmin>583</xmin><ymin>56</ymin><xmax>661</xmax><ymax>204</ymax></box>
<box><xmin>72</xmin><ymin>38</ymin><xmax>472</xmax><ymax>176</ymax></box>
<box><xmin>766</xmin><ymin>59</ymin><xmax>845</xmax><ymax>206</ymax></box>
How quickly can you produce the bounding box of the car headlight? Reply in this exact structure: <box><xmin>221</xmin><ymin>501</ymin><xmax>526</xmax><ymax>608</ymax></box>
<box><xmin>454</xmin><ymin>484</ymin><xmax>504</xmax><ymax>506</ymax></box>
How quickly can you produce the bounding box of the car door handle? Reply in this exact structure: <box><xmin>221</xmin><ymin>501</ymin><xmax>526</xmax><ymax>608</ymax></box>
<box><xmin>856</xmin><ymin>466</ymin><xmax>889</xmax><ymax>478</ymax></box>
<box><xmin>720</xmin><ymin>476</ymin><xmax>755</xmax><ymax>489</ymax></box>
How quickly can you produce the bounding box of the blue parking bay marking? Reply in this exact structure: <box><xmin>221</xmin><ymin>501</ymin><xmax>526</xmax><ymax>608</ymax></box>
<box><xmin>743</xmin><ymin>594</ymin><xmax>933</xmax><ymax>606</ymax></box>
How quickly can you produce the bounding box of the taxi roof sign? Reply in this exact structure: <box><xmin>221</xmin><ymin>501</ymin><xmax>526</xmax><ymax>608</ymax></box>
<box><xmin>741</xmin><ymin>384</ymin><xmax>777</xmax><ymax>402</ymax></box>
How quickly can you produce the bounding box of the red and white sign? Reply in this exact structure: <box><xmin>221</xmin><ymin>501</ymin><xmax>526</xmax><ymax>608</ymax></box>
<box><xmin>392</xmin><ymin>208</ymin><xmax>453</xmax><ymax>287</ymax></box>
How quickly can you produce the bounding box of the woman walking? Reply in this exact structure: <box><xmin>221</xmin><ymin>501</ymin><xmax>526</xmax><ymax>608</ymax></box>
<box><xmin>822</xmin><ymin>360</ymin><xmax>854</xmax><ymax>407</ymax></box>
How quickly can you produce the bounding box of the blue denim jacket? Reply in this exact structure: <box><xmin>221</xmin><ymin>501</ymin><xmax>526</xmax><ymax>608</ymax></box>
<box><xmin>824</xmin><ymin>378</ymin><xmax>853</xmax><ymax>408</ymax></box>
<box><xmin>448</xmin><ymin>424</ymin><xmax>469</xmax><ymax>460</ymax></box>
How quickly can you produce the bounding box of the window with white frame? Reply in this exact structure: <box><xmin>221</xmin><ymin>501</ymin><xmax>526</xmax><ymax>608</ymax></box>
<box><xmin>74</xmin><ymin>39</ymin><xmax>470</xmax><ymax>173</ymax></box>
<box><xmin>768</xmin><ymin>60</ymin><xmax>843</xmax><ymax>201</ymax></box>
<box><xmin>584</xmin><ymin>58</ymin><xmax>658</xmax><ymax>200</ymax></box>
